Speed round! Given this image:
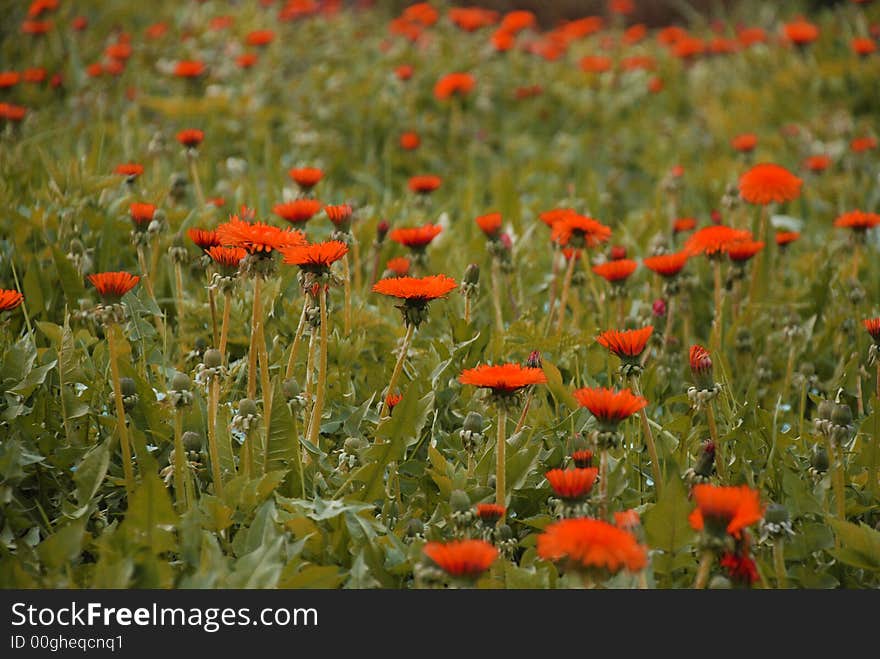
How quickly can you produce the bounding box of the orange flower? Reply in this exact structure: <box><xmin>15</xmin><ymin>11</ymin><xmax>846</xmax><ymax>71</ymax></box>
<box><xmin>614</xmin><ymin>509</ymin><xmax>641</xmax><ymax>533</ymax></box>
<box><xmin>145</xmin><ymin>22</ymin><xmax>167</xmax><ymax>39</ymax></box>
<box><xmin>207</xmin><ymin>246</ymin><xmax>247</xmax><ymax>271</ymax></box>
<box><xmin>608</xmin><ymin>0</ymin><xmax>635</xmax><ymax>15</ymax></box>
<box><xmin>851</xmin><ymin>136</ymin><xmax>877</xmax><ymax>153</ymax></box>
<box><xmin>188</xmin><ymin>228</ymin><xmax>221</xmax><ymax>252</ymax></box>
<box><xmin>174</xmin><ymin>60</ymin><xmax>205</xmax><ymax>78</ymax></box>
<box><xmin>0</xmin><ymin>71</ymin><xmax>20</xmax><ymax>88</ymax></box>
<box><xmin>216</xmin><ymin>216</ymin><xmax>305</xmax><ymax>254</ymax></box>
<box><xmin>592</xmin><ymin>259</ymin><xmax>637</xmax><ymax>282</ymax></box>
<box><xmin>475</xmin><ymin>212</ymin><xmax>502</xmax><ymax>238</ymax></box>
<box><xmin>775</xmin><ymin>231</ymin><xmax>800</xmax><ymax>247</ymax></box>
<box><xmin>0</xmin><ymin>103</ymin><xmax>27</xmax><ymax>121</ymax></box>
<box><xmin>658</xmin><ymin>26</ymin><xmax>688</xmax><ymax>45</ymax></box>
<box><xmin>738</xmin><ymin>163</ymin><xmax>803</xmax><ymax>205</ymax></box>
<box><xmin>423</xmin><ymin>539</ymin><xmax>497</xmax><ymax>579</ymax></box>
<box><xmin>643</xmin><ymin>251</ymin><xmax>689</xmax><ymax>277</ymax></box>
<box><xmin>280</xmin><ymin>240</ymin><xmax>348</xmax><ymax>270</ymax></box>
<box><xmin>176</xmin><ymin>129</ymin><xmax>204</xmax><ymax>148</ymax></box>
<box><xmin>324</xmin><ymin>204</ymin><xmax>353</xmax><ymax>229</ymax></box>
<box><xmin>408</xmin><ymin>175</ymin><xmax>442</xmax><ymax>194</ymax></box>
<box><xmin>737</xmin><ymin>26</ymin><xmax>767</xmax><ymax>47</ymax></box>
<box><xmin>672</xmin><ymin>36</ymin><xmax>705</xmax><ymax>59</ymax></box>
<box><xmin>129</xmin><ymin>202</ymin><xmax>156</xmax><ymax>228</ymax></box>
<box><xmin>403</xmin><ymin>2</ymin><xmax>439</xmax><ymax>26</ymax></box>
<box><xmin>863</xmin><ymin>317</ymin><xmax>880</xmax><ymax>343</ymax></box>
<box><xmin>385</xmin><ymin>392</ymin><xmax>403</xmax><ymax>412</ymax></box>
<box><xmin>399</xmin><ymin>131</ymin><xmax>420</xmax><ymax>150</ymax></box>
<box><xmin>395</xmin><ymin>64</ymin><xmax>413</xmax><ymax>80</ymax></box>
<box><xmin>621</xmin><ymin>55</ymin><xmax>656</xmax><ymax>71</ymax></box>
<box><xmin>579</xmin><ymin>55</ymin><xmax>612</xmax><ymax>74</ymax></box>
<box><xmin>551</xmin><ymin>214</ymin><xmax>612</xmax><ymax>248</ymax></box>
<box><xmin>852</xmin><ymin>37</ymin><xmax>877</xmax><ymax>56</ymax></box>
<box><xmin>475</xmin><ymin>503</ymin><xmax>505</xmax><ymax>524</ymax></box>
<box><xmin>114</xmin><ymin>163</ymin><xmax>143</xmax><ymax>178</ymax></box>
<box><xmin>105</xmin><ymin>43</ymin><xmax>132</xmax><ymax>61</ymax></box>
<box><xmin>596</xmin><ymin>326</ymin><xmax>654</xmax><ymax>361</ymax></box>
<box><xmin>500</xmin><ymin>10</ymin><xmax>536</xmax><ymax>34</ymax></box>
<box><xmin>237</xmin><ymin>53</ymin><xmax>258</xmax><ymax>69</ymax></box>
<box><xmin>433</xmin><ymin>72</ymin><xmax>475</xmax><ymax>100</ymax></box>
<box><xmin>23</xmin><ymin>67</ymin><xmax>46</xmax><ymax>83</ymax></box>
<box><xmin>731</xmin><ymin>133</ymin><xmax>758</xmax><ymax>153</ymax></box>
<box><xmin>537</xmin><ymin>517</ymin><xmax>648</xmax><ymax>574</ymax></box>
<box><xmin>0</xmin><ymin>289</ymin><xmax>24</xmax><ymax>311</ymax></box>
<box><xmin>88</xmin><ymin>271</ymin><xmax>140</xmax><ymax>301</ymax></box>
<box><xmin>385</xmin><ymin>257</ymin><xmax>410</xmax><ymax>276</ymax></box>
<box><xmin>545</xmin><ymin>468</ymin><xmax>599</xmax><ymax>501</ymax></box>
<box><xmin>673</xmin><ymin>217</ymin><xmax>697</xmax><ymax>234</ymax></box>
<box><xmin>689</xmin><ymin>344</ymin><xmax>713</xmax><ymax>388</ymax></box>
<box><xmin>834</xmin><ymin>210</ymin><xmax>880</xmax><ymax>231</ymax></box>
<box><xmin>245</xmin><ymin>29</ymin><xmax>275</xmax><ymax>46</ymax></box>
<box><xmin>539</xmin><ymin>207</ymin><xmax>575</xmax><ymax>228</ymax></box>
<box><xmin>572</xmin><ymin>387</ymin><xmax>647</xmax><ymax>426</ymax></box>
<box><xmin>571</xmin><ymin>449</ymin><xmax>593</xmax><ymax>468</ymax></box>
<box><xmin>727</xmin><ymin>240</ymin><xmax>764</xmax><ymax>262</ymax></box>
<box><xmin>803</xmin><ymin>154</ymin><xmax>831</xmax><ymax>172</ymax></box>
<box><xmin>373</xmin><ymin>274</ymin><xmax>457</xmax><ymax>302</ymax></box>
<box><xmin>459</xmin><ymin>363</ymin><xmax>547</xmax><ymax>394</ymax></box>
<box><xmin>685</xmin><ymin>225</ymin><xmax>753</xmax><ymax>257</ymax></box>
<box><xmin>689</xmin><ymin>484</ymin><xmax>763</xmax><ymax>538</ymax></box>
<box><xmin>450</xmin><ymin>7</ymin><xmax>499</xmax><ymax>32</ymax></box>
<box><xmin>273</xmin><ymin>199</ymin><xmax>322</xmax><ymax>225</ymax></box>
<box><xmin>783</xmin><ymin>19</ymin><xmax>819</xmax><ymax>46</ymax></box>
<box><xmin>389</xmin><ymin>224</ymin><xmax>442</xmax><ymax>249</ymax></box>
<box><xmin>21</xmin><ymin>20</ymin><xmax>52</xmax><ymax>35</ymax></box>
<box><xmin>288</xmin><ymin>167</ymin><xmax>323</xmax><ymax>189</ymax></box>
<box><xmin>624</xmin><ymin>24</ymin><xmax>648</xmax><ymax>45</ymax></box>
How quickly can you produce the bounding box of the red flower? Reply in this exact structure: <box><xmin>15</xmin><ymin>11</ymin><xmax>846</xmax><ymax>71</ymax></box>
<box><xmin>433</xmin><ymin>72</ymin><xmax>475</xmax><ymax>100</ymax></box>
<box><xmin>592</xmin><ymin>259</ymin><xmax>638</xmax><ymax>283</ymax></box>
<box><xmin>324</xmin><ymin>204</ymin><xmax>353</xmax><ymax>229</ymax></box>
<box><xmin>863</xmin><ymin>317</ymin><xmax>880</xmax><ymax>343</ymax></box>
<box><xmin>720</xmin><ymin>549</ymin><xmax>759</xmax><ymax>586</ymax></box>
<box><xmin>216</xmin><ymin>217</ymin><xmax>305</xmax><ymax>254</ymax></box>
<box><xmin>689</xmin><ymin>344</ymin><xmax>713</xmax><ymax>379</ymax></box>
<box><xmin>500</xmin><ymin>10</ymin><xmax>536</xmax><ymax>34</ymax></box>
<box><xmin>389</xmin><ymin>224</ymin><xmax>442</xmax><ymax>249</ymax></box>
<box><xmin>423</xmin><ymin>539</ymin><xmax>497</xmax><ymax>579</ymax></box>
<box><xmin>273</xmin><ymin>199</ymin><xmax>322</xmax><ymax>225</ymax></box>
<box><xmin>207</xmin><ymin>246</ymin><xmax>247</xmax><ymax>271</ymax></box>
<box><xmin>727</xmin><ymin>240</ymin><xmax>765</xmax><ymax>262</ymax></box>
<box><xmin>23</xmin><ymin>68</ymin><xmax>46</xmax><ymax>83</ymax></box>
<box><xmin>105</xmin><ymin>43</ymin><xmax>132</xmax><ymax>61</ymax></box>
<box><xmin>672</xmin><ymin>36</ymin><xmax>705</xmax><ymax>59</ymax></box>
<box><xmin>537</xmin><ymin>517</ymin><xmax>648</xmax><ymax>574</ymax></box>
<box><xmin>399</xmin><ymin>131</ymin><xmax>420</xmax><ymax>150</ymax></box>
<box><xmin>685</xmin><ymin>225</ymin><xmax>753</xmax><ymax>257</ymax></box>
<box><xmin>174</xmin><ymin>60</ymin><xmax>205</xmax><ymax>78</ymax></box>
<box><xmin>803</xmin><ymin>154</ymin><xmax>831</xmax><ymax>172</ymax></box>
<box><xmin>834</xmin><ymin>210</ymin><xmax>880</xmax><ymax>231</ymax></box>
<box><xmin>0</xmin><ymin>289</ymin><xmax>24</xmax><ymax>311</ymax></box>
<box><xmin>459</xmin><ymin>363</ymin><xmax>547</xmax><ymax>394</ymax></box>
<box><xmin>129</xmin><ymin>202</ymin><xmax>156</xmax><ymax>228</ymax></box>
<box><xmin>0</xmin><ymin>71</ymin><xmax>20</xmax><ymax>88</ymax></box>
<box><xmin>114</xmin><ymin>163</ymin><xmax>144</xmax><ymax>179</ymax></box>
<box><xmin>280</xmin><ymin>240</ymin><xmax>349</xmax><ymax>270</ymax></box>
<box><xmin>610</xmin><ymin>245</ymin><xmax>628</xmax><ymax>260</ymax></box>
<box><xmin>775</xmin><ymin>231</ymin><xmax>800</xmax><ymax>247</ymax></box>
<box><xmin>738</xmin><ymin>27</ymin><xmax>767</xmax><ymax>47</ymax></box>
<box><xmin>571</xmin><ymin>449</ymin><xmax>593</xmax><ymax>468</ymax></box>
<box><xmin>596</xmin><ymin>326</ymin><xmax>654</xmax><ymax>361</ymax></box>
<box><xmin>673</xmin><ymin>217</ymin><xmax>697</xmax><ymax>234</ymax></box>
<box><xmin>176</xmin><ymin>129</ymin><xmax>204</xmax><ymax>148</ymax></box>
<box><xmin>0</xmin><ymin>103</ymin><xmax>27</xmax><ymax>121</ymax></box>
<box><xmin>450</xmin><ymin>7</ymin><xmax>499</xmax><ymax>32</ymax></box>
<box><xmin>88</xmin><ymin>271</ymin><xmax>140</xmax><ymax>301</ymax></box>
<box><xmin>385</xmin><ymin>257</ymin><xmax>410</xmax><ymax>276</ymax></box>
<box><xmin>731</xmin><ymin>133</ymin><xmax>758</xmax><ymax>153</ymax></box>
<box><xmin>236</xmin><ymin>53</ymin><xmax>258</xmax><ymax>69</ymax></box>
<box><xmin>539</xmin><ymin>208</ymin><xmax>575</xmax><ymax>228</ymax></box>
<box><xmin>545</xmin><ymin>468</ymin><xmax>599</xmax><ymax>501</ymax></box>
<box><xmin>373</xmin><ymin>274</ymin><xmax>458</xmax><ymax>302</ymax></box>
<box><xmin>580</xmin><ymin>55</ymin><xmax>612</xmax><ymax>73</ymax></box>
<box><xmin>385</xmin><ymin>392</ymin><xmax>403</xmax><ymax>412</ymax></box>
<box><xmin>852</xmin><ymin>37</ymin><xmax>877</xmax><ymax>56</ymax></box>
<box><xmin>551</xmin><ymin>214</ymin><xmax>612</xmax><ymax>248</ymax></box>
<box><xmin>403</xmin><ymin>2</ymin><xmax>439</xmax><ymax>26</ymax></box>
<box><xmin>689</xmin><ymin>484</ymin><xmax>763</xmax><ymax>538</ymax></box>
<box><xmin>475</xmin><ymin>503</ymin><xmax>505</xmax><ymax>524</ymax></box>
<box><xmin>22</xmin><ymin>20</ymin><xmax>52</xmax><ymax>35</ymax></box>
<box><xmin>851</xmin><ymin>136</ymin><xmax>877</xmax><ymax>153</ymax></box>
<box><xmin>245</xmin><ymin>29</ymin><xmax>275</xmax><ymax>46</ymax></box>
<box><xmin>395</xmin><ymin>64</ymin><xmax>413</xmax><ymax>80</ymax></box>
<box><xmin>739</xmin><ymin>163</ymin><xmax>803</xmax><ymax>205</ymax></box>
<box><xmin>572</xmin><ymin>387</ymin><xmax>647</xmax><ymax>425</ymax></box>
<box><xmin>408</xmin><ymin>175</ymin><xmax>442</xmax><ymax>194</ymax></box>
<box><xmin>643</xmin><ymin>251</ymin><xmax>689</xmax><ymax>277</ymax></box>
<box><xmin>145</xmin><ymin>22</ymin><xmax>167</xmax><ymax>39</ymax></box>
<box><xmin>288</xmin><ymin>167</ymin><xmax>323</xmax><ymax>189</ymax></box>
<box><xmin>188</xmin><ymin>228</ymin><xmax>221</xmax><ymax>252</ymax></box>
<box><xmin>475</xmin><ymin>212</ymin><xmax>502</xmax><ymax>239</ymax></box>
<box><xmin>783</xmin><ymin>19</ymin><xmax>819</xmax><ymax>46</ymax></box>
<box><xmin>491</xmin><ymin>29</ymin><xmax>515</xmax><ymax>52</ymax></box>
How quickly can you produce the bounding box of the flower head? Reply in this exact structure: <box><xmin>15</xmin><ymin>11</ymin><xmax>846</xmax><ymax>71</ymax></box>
<box><xmin>88</xmin><ymin>271</ymin><xmax>139</xmax><ymax>302</ymax></box>
<box><xmin>834</xmin><ymin>210</ymin><xmax>880</xmax><ymax>232</ymax></box>
<box><xmin>673</xmin><ymin>217</ymin><xmax>697</xmax><ymax>234</ymax></box>
<box><xmin>423</xmin><ymin>539</ymin><xmax>497</xmax><ymax>579</ymax></box>
<box><xmin>475</xmin><ymin>503</ymin><xmax>505</xmax><ymax>525</ymax></box>
<box><xmin>596</xmin><ymin>326</ymin><xmax>654</xmax><ymax>363</ymax></box>
<box><xmin>572</xmin><ymin>387</ymin><xmax>647</xmax><ymax>427</ymax></box>
<box><xmin>0</xmin><ymin>289</ymin><xmax>24</xmax><ymax>312</ymax></box>
<box><xmin>188</xmin><ymin>228</ymin><xmax>221</xmax><ymax>252</ymax></box>
<box><xmin>775</xmin><ymin>231</ymin><xmax>800</xmax><ymax>247</ymax></box>
<box><xmin>273</xmin><ymin>199</ymin><xmax>322</xmax><ymax>225</ymax></box>
<box><xmin>129</xmin><ymin>202</ymin><xmax>156</xmax><ymax>228</ymax></box>
<box><xmin>720</xmin><ymin>547</ymin><xmax>759</xmax><ymax>586</ymax></box>
<box><xmin>475</xmin><ymin>212</ymin><xmax>502</xmax><ymax>239</ymax></box>
<box><xmin>537</xmin><ymin>518</ymin><xmax>648</xmax><ymax>574</ymax></box>
<box><xmin>643</xmin><ymin>251</ymin><xmax>689</xmax><ymax>277</ymax></box>
<box><xmin>804</xmin><ymin>154</ymin><xmax>831</xmax><ymax>172</ymax></box>
<box><xmin>281</xmin><ymin>240</ymin><xmax>348</xmax><ymax>271</ymax></box>
<box><xmin>174</xmin><ymin>60</ymin><xmax>205</xmax><ymax>78</ymax></box>
<box><xmin>738</xmin><ymin>163</ymin><xmax>803</xmax><ymax>205</ymax></box>
<box><xmin>551</xmin><ymin>214</ymin><xmax>612</xmax><ymax>248</ymax></box>
<box><xmin>288</xmin><ymin>167</ymin><xmax>323</xmax><ymax>189</ymax></box>
<box><xmin>727</xmin><ymin>240</ymin><xmax>765</xmax><ymax>263</ymax></box>
<box><xmin>408</xmin><ymin>175</ymin><xmax>442</xmax><ymax>194</ymax></box>
<box><xmin>545</xmin><ymin>468</ymin><xmax>599</xmax><ymax>501</ymax></box>
<box><xmin>862</xmin><ymin>317</ymin><xmax>880</xmax><ymax>344</ymax></box>
<box><xmin>685</xmin><ymin>225</ymin><xmax>753</xmax><ymax>257</ymax></box>
<box><xmin>538</xmin><ymin>208</ymin><xmax>575</xmax><ymax>228</ymax></box>
<box><xmin>176</xmin><ymin>129</ymin><xmax>204</xmax><ymax>148</ymax></box>
<box><xmin>385</xmin><ymin>392</ymin><xmax>403</xmax><ymax>412</ymax></box>
<box><xmin>373</xmin><ymin>274</ymin><xmax>457</xmax><ymax>326</ymax></box>
<box><xmin>731</xmin><ymin>133</ymin><xmax>758</xmax><ymax>153</ymax></box>
<box><xmin>851</xmin><ymin>136</ymin><xmax>877</xmax><ymax>153</ymax></box>
<box><xmin>389</xmin><ymin>224</ymin><xmax>442</xmax><ymax>250</ymax></box>
<box><xmin>592</xmin><ymin>259</ymin><xmax>638</xmax><ymax>283</ymax></box>
<box><xmin>216</xmin><ymin>216</ymin><xmax>305</xmax><ymax>254</ymax></box>
<box><xmin>385</xmin><ymin>257</ymin><xmax>411</xmax><ymax>276</ymax></box>
<box><xmin>114</xmin><ymin>163</ymin><xmax>143</xmax><ymax>179</ymax></box>
<box><xmin>689</xmin><ymin>484</ymin><xmax>763</xmax><ymax>538</ymax></box>
<box><xmin>459</xmin><ymin>363</ymin><xmax>547</xmax><ymax>395</ymax></box>
<box><xmin>324</xmin><ymin>204</ymin><xmax>353</xmax><ymax>230</ymax></box>
<box><xmin>399</xmin><ymin>131</ymin><xmax>420</xmax><ymax>150</ymax></box>
<box><xmin>689</xmin><ymin>344</ymin><xmax>714</xmax><ymax>388</ymax></box>
<box><xmin>433</xmin><ymin>72</ymin><xmax>475</xmax><ymax>100</ymax></box>
<box><xmin>245</xmin><ymin>29</ymin><xmax>275</xmax><ymax>46</ymax></box>
<box><xmin>783</xmin><ymin>19</ymin><xmax>819</xmax><ymax>46</ymax></box>
<box><xmin>207</xmin><ymin>246</ymin><xmax>247</xmax><ymax>271</ymax></box>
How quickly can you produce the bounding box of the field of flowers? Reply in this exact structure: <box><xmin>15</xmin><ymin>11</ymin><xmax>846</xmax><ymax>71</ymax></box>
<box><xmin>0</xmin><ymin>0</ymin><xmax>879</xmax><ymax>590</ymax></box>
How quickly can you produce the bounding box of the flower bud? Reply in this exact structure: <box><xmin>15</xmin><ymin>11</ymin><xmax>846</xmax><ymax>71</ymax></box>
<box><xmin>120</xmin><ymin>377</ymin><xmax>137</xmax><ymax>397</ymax></box>
<box><xmin>376</xmin><ymin>220</ymin><xmax>389</xmax><ymax>242</ymax></box>
<box><xmin>610</xmin><ymin>245</ymin><xmax>627</xmax><ymax>260</ymax></box>
<box><xmin>343</xmin><ymin>437</ymin><xmax>365</xmax><ymax>453</ymax></box>
<box><xmin>463</xmin><ymin>411</ymin><xmax>484</xmax><ymax>434</ymax></box>
<box><xmin>652</xmin><ymin>298</ymin><xmax>667</xmax><ymax>318</ymax></box>
<box><xmin>237</xmin><ymin>398</ymin><xmax>258</xmax><ymax>417</ymax></box>
<box><xmin>170</xmin><ymin>372</ymin><xmax>191</xmax><ymax>392</ymax></box>
<box><xmin>525</xmin><ymin>350</ymin><xmax>542</xmax><ymax>369</ymax></box>
<box><xmin>406</xmin><ymin>518</ymin><xmax>424</xmax><ymax>537</ymax></box>
<box><xmin>204</xmin><ymin>348</ymin><xmax>222</xmax><ymax>368</ymax></box>
<box><xmin>694</xmin><ymin>441</ymin><xmax>716</xmax><ymax>478</ymax></box>
<box><xmin>764</xmin><ymin>503</ymin><xmax>789</xmax><ymax>526</ymax></box>
<box><xmin>689</xmin><ymin>344</ymin><xmax>715</xmax><ymax>390</ymax></box>
<box><xmin>831</xmin><ymin>402</ymin><xmax>853</xmax><ymax>427</ymax></box>
<box><xmin>463</xmin><ymin>263</ymin><xmax>480</xmax><ymax>286</ymax></box>
<box><xmin>496</xmin><ymin>523</ymin><xmax>513</xmax><ymax>541</ymax></box>
<box><xmin>817</xmin><ymin>399</ymin><xmax>834</xmax><ymax>421</ymax></box>
<box><xmin>182</xmin><ymin>431</ymin><xmax>202</xmax><ymax>452</ymax></box>
<box><xmin>810</xmin><ymin>443</ymin><xmax>829</xmax><ymax>473</ymax></box>
<box><xmin>450</xmin><ymin>489</ymin><xmax>471</xmax><ymax>513</ymax></box>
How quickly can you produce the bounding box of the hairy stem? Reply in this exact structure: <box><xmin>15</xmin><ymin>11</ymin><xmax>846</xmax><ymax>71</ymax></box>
<box><xmin>632</xmin><ymin>376</ymin><xmax>663</xmax><ymax>497</ymax></box>
<box><xmin>284</xmin><ymin>296</ymin><xmax>310</xmax><ymax>380</ymax></box>
<box><xmin>307</xmin><ymin>286</ymin><xmax>329</xmax><ymax>448</ymax></box>
<box><xmin>108</xmin><ymin>323</ymin><xmax>135</xmax><ymax>499</ymax></box>
<box><xmin>380</xmin><ymin>323</ymin><xmax>415</xmax><ymax>419</ymax></box>
<box><xmin>496</xmin><ymin>407</ymin><xmax>507</xmax><ymax>516</ymax></box>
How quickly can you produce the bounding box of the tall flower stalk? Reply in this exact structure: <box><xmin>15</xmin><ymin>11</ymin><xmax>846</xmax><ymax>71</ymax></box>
<box><xmin>688</xmin><ymin>345</ymin><xmax>726</xmax><ymax>481</ymax></box>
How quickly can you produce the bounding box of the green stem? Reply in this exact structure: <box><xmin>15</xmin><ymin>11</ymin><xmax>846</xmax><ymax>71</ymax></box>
<box><xmin>285</xmin><ymin>296</ymin><xmax>310</xmax><ymax>380</ymax></box>
<box><xmin>707</xmin><ymin>403</ymin><xmax>726</xmax><ymax>481</ymax></box>
<box><xmin>496</xmin><ymin>407</ymin><xmax>507</xmax><ymax>516</ymax></box>
<box><xmin>632</xmin><ymin>376</ymin><xmax>663</xmax><ymax>497</ymax></box>
<box><xmin>490</xmin><ymin>258</ymin><xmax>504</xmax><ymax>334</ymax></box>
<box><xmin>555</xmin><ymin>254</ymin><xmax>577</xmax><ymax>335</ymax></box>
<box><xmin>307</xmin><ymin>286</ymin><xmax>329</xmax><ymax>448</ymax></box>
<box><xmin>380</xmin><ymin>323</ymin><xmax>415</xmax><ymax>419</ymax></box>
<box><xmin>108</xmin><ymin>323</ymin><xmax>135</xmax><ymax>499</ymax></box>
<box><xmin>247</xmin><ymin>276</ymin><xmax>262</xmax><ymax>400</ymax></box>
<box><xmin>207</xmin><ymin>378</ymin><xmax>224</xmax><ymax>497</ymax></box>
<box><xmin>693</xmin><ymin>550</ymin><xmax>713</xmax><ymax>589</ymax></box>
<box><xmin>342</xmin><ymin>253</ymin><xmax>352</xmax><ymax>336</ymax></box>
<box><xmin>773</xmin><ymin>538</ymin><xmax>787</xmax><ymax>589</ymax></box>
<box><xmin>173</xmin><ymin>410</ymin><xmax>187</xmax><ymax>512</ymax></box>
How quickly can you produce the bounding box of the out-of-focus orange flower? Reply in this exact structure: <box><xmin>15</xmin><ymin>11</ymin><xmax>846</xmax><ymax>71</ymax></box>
<box><xmin>402</xmin><ymin>2</ymin><xmax>439</xmax><ymax>27</ymax></box>
<box><xmin>685</xmin><ymin>225</ymin><xmax>753</xmax><ymax>257</ymax></box>
<box><xmin>537</xmin><ymin>517</ymin><xmax>648</xmax><ymax>574</ymax></box>
<box><xmin>0</xmin><ymin>103</ymin><xmax>27</xmax><ymax>121</ymax></box>
<box><xmin>22</xmin><ymin>67</ymin><xmax>46</xmax><ymax>83</ymax></box>
<box><xmin>245</xmin><ymin>29</ymin><xmax>275</xmax><ymax>46</ymax></box>
<box><xmin>288</xmin><ymin>167</ymin><xmax>323</xmax><ymax>189</ymax></box>
<box><xmin>236</xmin><ymin>53</ymin><xmax>259</xmax><ymax>69</ymax></box>
<box><xmin>621</xmin><ymin>55</ymin><xmax>656</xmax><ymax>71</ymax></box>
<box><xmin>689</xmin><ymin>484</ymin><xmax>763</xmax><ymax>538</ymax></box>
<box><xmin>573</xmin><ymin>387</ymin><xmax>647</xmax><ymax>426</ymax></box>
<box><xmin>551</xmin><ymin>214</ymin><xmax>612</xmax><ymax>248</ymax></box>
<box><xmin>672</xmin><ymin>36</ymin><xmax>705</xmax><ymax>59</ymax></box>
<box><xmin>545</xmin><ymin>468</ymin><xmax>599</xmax><ymax>501</ymax></box>
<box><xmin>389</xmin><ymin>223</ymin><xmax>443</xmax><ymax>249</ymax></box>
<box><xmin>644</xmin><ymin>251</ymin><xmax>689</xmax><ymax>277</ymax></box>
<box><xmin>851</xmin><ymin>136</ymin><xmax>877</xmax><ymax>152</ymax></box>
<box><xmin>433</xmin><ymin>72</ymin><xmax>475</xmax><ymax>100</ymax></box>
<box><xmin>395</xmin><ymin>64</ymin><xmax>413</xmax><ymax>80</ymax></box>
<box><xmin>21</xmin><ymin>20</ymin><xmax>53</xmax><ymax>35</ymax></box>
<box><xmin>114</xmin><ymin>163</ymin><xmax>144</xmax><ymax>178</ymax></box>
<box><xmin>538</xmin><ymin>208</ymin><xmax>575</xmax><ymax>227</ymax></box>
<box><xmin>459</xmin><ymin>363</ymin><xmax>547</xmax><ymax>394</ymax></box>
<box><xmin>500</xmin><ymin>10</ymin><xmax>535</xmax><ymax>34</ymax></box>
<box><xmin>803</xmin><ymin>154</ymin><xmax>831</xmax><ymax>172</ymax></box>
<box><xmin>88</xmin><ymin>272</ymin><xmax>140</xmax><ymax>301</ymax></box>
<box><xmin>491</xmin><ymin>29</ymin><xmax>515</xmax><ymax>51</ymax></box>
<box><xmin>731</xmin><ymin>133</ymin><xmax>758</xmax><ymax>153</ymax></box>
<box><xmin>673</xmin><ymin>218</ymin><xmax>697</xmax><ymax>234</ymax></box>
<box><xmin>592</xmin><ymin>259</ymin><xmax>638</xmax><ymax>282</ymax></box>
<box><xmin>28</xmin><ymin>0</ymin><xmax>58</xmax><ymax>17</ymax></box>
<box><xmin>423</xmin><ymin>539</ymin><xmax>497</xmax><ymax>579</ymax></box>
<box><xmin>614</xmin><ymin>509</ymin><xmax>641</xmax><ymax>533</ymax></box>
<box><xmin>105</xmin><ymin>42</ymin><xmax>132</xmax><ymax>61</ymax></box>
<box><xmin>708</xmin><ymin>37</ymin><xmax>739</xmax><ymax>55</ymax></box>
<box><xmin>0</xmin><ymin>289</ymin><xmax>24</xmax><ymax>312</ymax></box>
<box><xmin>71</xmin><ymin>16</ymin><xmax>88</xmax><ymax>31</ymax></box>
<box><xmin>596</xmin><ymin>326</ymin><xmax>654</xmax><ymax>361</ymax></box>
<box><xmin>174</xmin><ymin>60</ymin><xmax>205</xmax><ymax>78</ymax></box>
<box><xmin>658</xmin><ymin>26</ymin><xmax>688</xmax><ymax>45</ymax></box>
<box><xmin>272</xmin><ymin>199</ymin><xmax>322</xmax><ymax>225</ymax></box>
<box><xmin>737</xmin><ymin>26</ymin><xmax>767</xmax><ymax>47</ymax></box>
<box><xmin>608</xmin><ymin>0</ymin><xmax>635</xmax><ymax>15</ymax></box>
<box><xmin>580</xmin><ymin>55</ymin><xmax>612</xmax><ymax>73</ymax></box>
<box><xmin>281</xmin><ymin>240</ymin><xmax>349</xmax><ymax>270</ymax></box>
<box><xmin>176</xmin><ymin>129</ymin><xmax>204</xmax><ymax>148</ymax></box>
<box><xmin>623</xmin><ymin>24</ymin><xmax>647</xmax><ymax>45</ymax></box>
<box><xmin>129</xmin><ymin>202</ymin><xmax>156</xmax><ymax>228</ymax></box>
<box><xmin>834</xmin><ymin>210</ymin><xmax>880</xmax><ymax>231</ymax></box>
<box><xmin>851</xmin><ymin>37</ymin><xmax>877</xmax><ymax>55</ymax></box>
<box><xmin>209</xmin><ymin>15</ymin><xmax>234</xmax><ymax>31</ymax></box>
<box><xmin>738</xmin><ymin>163</ymin><xmax>803</xmax><ymax>205</ymax></box>
<box><xmin>648</xmin><ymin>76</ymin><xmax>664</xmax><ymax>93</ymax></box>
<box><xmin>727</xmin><ymin>240</ymin><xmax>765</xmax><ymax>262</ymax></box>
<box><xmin>475</xmin><ymin>212</ymin><xmax>502</xmax><ymax>239</ymax></box>
<box><xmin>0</xmin><ymin>71</ymin><xmax>21</xmax><ymax>88</ymax></box>
<box><xmin>407</xmin><ymin>175</ymin><xmax>442</xmax><ymax>194</ymax></box>
<box><xmin>399</xmin><ymin>131</ymin><xmax>420</xmax><ymax>150</ymax></box>
<box><xmin>216</xmin><ymin>217</ymin><xmax>305</xmax><ymax>254</ymax></box>
<box><xmin>450</xmin><ymin>7</ymin><xmax>499</xmax><ymax>32</ymax></box>
<box><xmin>783</xmin><ymin>18</ymin><xmax>819</xmax><ymax>46</ymax></box>
<box><xmin>775</xmin><ymin>231</ymin><xmax>800</xmax><ymax>247</ymax></box>
<box><xmin>384</xmin><ymin>257</ymin><xmax>411</xmax><ymax>276</ymax></box>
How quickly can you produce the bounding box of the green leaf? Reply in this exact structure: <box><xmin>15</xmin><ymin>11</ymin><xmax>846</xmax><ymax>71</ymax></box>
<box><xmin>542</xmin><ymin>361</ymin><xmax>578</xmax><ymax>410</ymax></box>
<box><xmin>51</xmin><ymin>246</ymin><xmax>86</xmax><ymax>307</ymax></box>
<box><xmin>828</xmin><ymin>518</ymin><xmax>880</xmax><ymax>571</ymax></box>
<box><xmin>280</xmin><ymin>564</ymin><xmax>345</xmax><ymax>589</ymax></box>
<box><xmin>74</xmin><ymin>440</ymin><xmax>110</xmax><ymax>506</ymax></box>
<box><xmin>37</xmin><ymin>519</ymin><xmax>86</xmax><ymax>570</ymax></box>
<box><xmin>643</xmin><ymin>475</ymin><xmax>694</xmax><ymax>570</ymax></box>
<box><xmin>121</xmin><ymin>472</ymin><xmax>178</xmax><ymax>554</ymax></box>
